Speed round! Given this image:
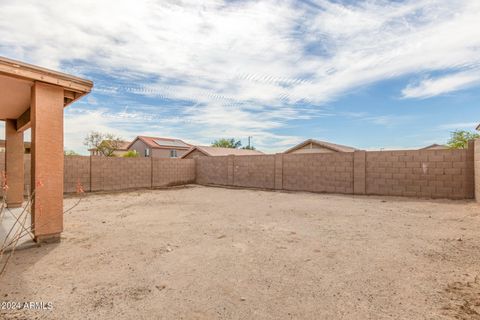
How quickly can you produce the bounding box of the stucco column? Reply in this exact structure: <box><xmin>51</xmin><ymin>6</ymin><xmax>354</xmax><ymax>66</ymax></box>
<box><xmin>5</xmin><ymin>119</ymin><xmax>24</xmax><ymax>207</ymax></box>
<box><xmin>31</xmin><ymin>82</ymin><xmax>64</xmax><ymax>242</ymax></box>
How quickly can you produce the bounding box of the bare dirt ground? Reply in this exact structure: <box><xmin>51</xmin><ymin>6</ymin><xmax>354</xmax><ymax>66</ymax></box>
<box><xmin>1</xmin><ymin>185</ymin><xmax>480</xmax><ymax>320</ymax></box>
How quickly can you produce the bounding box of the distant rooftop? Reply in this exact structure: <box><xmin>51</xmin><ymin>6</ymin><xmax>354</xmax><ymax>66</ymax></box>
<box><xmin>182</xmin><ymin>146</ymin><xmax>263</xmax><ymax>158</ymax></box>
<box><xmin>284</xmin><ymin>139</ymin><xmax>357</xmax><ymax>153</ymax></box>
<box><xmin>128</xmin><ymin>136</ymin><xmax>192</xmax><ymax>150</ymax></box>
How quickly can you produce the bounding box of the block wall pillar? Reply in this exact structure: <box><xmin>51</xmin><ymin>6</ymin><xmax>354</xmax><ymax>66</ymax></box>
<box><xmin>5</xmin><ymin>119</ymin><xmax>24</xmax><ymax>207</ymax></box>
<box><xmin>474</xmin><ymin>139</ymin><xmax>480</xmax><ymax>202</ymax></box>
<box><xmin>227</xmin><ymin>155</ymin><xmax>235</xmax><ymax>185</ymax></box>
<box><xmin>274</xmin><ymin>153</ymin><xmax>283</xmax><ymax>190</ymax></box>
<box><xmin>353</xmin><ymin>150</ymin><xmax>366</xmax><ymax>195</ymax></box>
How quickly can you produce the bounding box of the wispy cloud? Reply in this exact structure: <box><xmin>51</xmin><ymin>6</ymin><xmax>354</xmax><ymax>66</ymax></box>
<box><xmin>1</xmin><ymin>0</ymin><xmax>480</xmax><ymax>152</ymax></box>
<box><xmin>436</xmin><ymin>122</ymin><xmax>479</xmax><ymax>130</ymax></box>
<box><xmin>402</xmin><ymin>69</ymin><xmax>480</xmax><ymax>98</ymax></box>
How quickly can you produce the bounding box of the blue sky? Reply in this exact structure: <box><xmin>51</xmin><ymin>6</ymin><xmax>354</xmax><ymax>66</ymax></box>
<box><xmin>1</xmin><ymin>0</ymin><xmax>479</xmax><ymax>154</ymax></box>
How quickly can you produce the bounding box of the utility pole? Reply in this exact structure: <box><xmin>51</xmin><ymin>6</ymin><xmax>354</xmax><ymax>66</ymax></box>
<box><xmin>248</xmin><ymin>136</ymin><xmax>252</xmax><ymax>149</ymax></box>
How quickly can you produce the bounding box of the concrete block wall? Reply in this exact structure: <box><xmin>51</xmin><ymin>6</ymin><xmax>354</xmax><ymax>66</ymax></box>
<box><xmin>64</xmin><ymin>156</ymin><xmax>91</xmax><ymax>193</ymax></box>
<box><xmin>365</xmin><ymin>149</ymin><xmax>473</xmax><ymax>199</ymax></box>
<box><xmin>0</xmin><ymin>153</ymin><xmax>195</xmax><ymax>195</ymax></box>
<box><xmin>195</xmin><ymin>144</ymin><xmax>477</xmax><ymax>200</ymax></box>
<box><xmin>232</xmin><ymin>155</ymin><xmax>276</xmax><ymax>189</ymax></box>
<box><xmin>196</xmin><ymin>156</ymin><xmax>229</xmax><ymax>186</ymax></box>
<box><xmin>283</xmin><ymin>153</ymin><xmax>354</xmax><ymax>194</ymax></box>
<box><xmin>91</xmin><ymin>157</ymin><xmax>152</xmax><ymax>192</ymax></box>
<box><xmin>152</xmin><ymin>158</ymin><xmax>195</xmax><ymax>187</ymax></box>
<box><xmin>475</xmin><ymin>139</ymin><xmax>480</xmax><ymax>201</ymax></box>
<box><xmin>1</xmin><ymin>140</ymin><xmax>479</xmax><ymax>200</ymax></box>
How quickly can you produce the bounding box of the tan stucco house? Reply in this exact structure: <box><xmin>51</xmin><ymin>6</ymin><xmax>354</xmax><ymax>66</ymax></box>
<box><xmin>182</xmin><ymin>146</ymin><xmax>263</xmax><ymax>159</ymax></box>
<box><xmin>283</xmin><ymin>139</ymin><xmax>357</xmax><ymax>154</ymax></box>
<box><xmin>89</xmin><ymin>140</ymin><xmax>131</xmax><ymax>156</ymax></box>
<box><xmin>128</xmin><ymin>136</ymin><xmax>192</xmax><ymax>158</ymax></box>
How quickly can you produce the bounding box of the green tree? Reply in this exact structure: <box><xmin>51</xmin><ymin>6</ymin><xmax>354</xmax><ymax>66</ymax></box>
<box><xmin>123</xmin><ymin>150</ymin><xmax>139</xmax><ymax>158</ymax></box>
<box><xmin>211</xmin><ymin>138</ymin><xmax>242</xmax><ymax>148</ymax></box>
<box><xmin>64</xmin><ymin>150</ymin><xmax>80</xmax><ymax>156</ymax></box>
<box><xmin>84</xmin><ymin>131</ymin><xmax>123</xmax><ymax>156</ymax></box>
<box><xmin>242</xmin><ymin>145</ymin><xmax>256</xmax><ymax>150</ymax></box>
<box><xmin>447</xmin><ymin>130</ymin><xmax>480</xmax><ymax>149</ymax></box>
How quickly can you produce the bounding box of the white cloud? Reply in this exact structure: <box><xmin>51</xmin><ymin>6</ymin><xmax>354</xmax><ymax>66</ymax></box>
<box><xmin>1</xmin><ymin>0</ymin><xmax>480</xmax><ymax>151</ymax></box>
<box><xmin>402</xmin><ymin>70</ymin><xmax>480</xmax><ymax>98</ymax></box>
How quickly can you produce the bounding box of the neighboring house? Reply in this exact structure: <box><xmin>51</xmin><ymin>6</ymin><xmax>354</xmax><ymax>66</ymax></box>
<box><xmin>0</xmin><ymin>139</ymin><xmax>31</xmax><ymax>153</ymax></box>
<box><xmin>182</xmin><ymin>146</ymin><xmax>263</xmax><ymax>159</ymax></box>
<box><xmin>128</xmin><ymin>136</ymin><xmax>192</xmax><ymax>158</ymax></box>
<box><xmin>283</xmin><ymin>139</ymin><xmax>357</xmax><ymax>154</ymax></box>
<box><xmin>89</xmin><ymin>140</ymin><xmax>131</xmax><ymax>156</ymax></box>
<box><xmin>420</xmin><ymin>144</ymin><xmax>449</xmax><ymax>150</ymax></box>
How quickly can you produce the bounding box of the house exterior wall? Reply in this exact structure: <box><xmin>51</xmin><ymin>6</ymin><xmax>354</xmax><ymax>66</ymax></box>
<box><xmin>129</xmin><ymin>139</ymin><xmax>150</xmax><ymax>157</ymax></box>
<box><xmin>182</xmin><ymin>149</ymin><xmax>207</xmax><ymax>159</ymax></box>
<box><xmin>287</xmin><ymin>142</ymin><xmax>336</xmax><ymax>154</ymax></box>
<box><xmin>151</xmin><ymin>148</ymin><xmax>189</xmax><ymax>158</ymax></box>
<box><xmin>129</xmin><ymin>139</ymin><xmax>189</xmax><ymax>158</ymax></box>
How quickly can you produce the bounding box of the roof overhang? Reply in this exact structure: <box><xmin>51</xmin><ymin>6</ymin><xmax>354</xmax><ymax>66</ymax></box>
<box><xmin>0</xmin><ymin>56</ymin><xmax>93</xmax><ymax>129</ymax></box>
<box><xmin>181</xmin><ymin>147</ymin><xmax>209</xmax><ymax>158</ymax></box>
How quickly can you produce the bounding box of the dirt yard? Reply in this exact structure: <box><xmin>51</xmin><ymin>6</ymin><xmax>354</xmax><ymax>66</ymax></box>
<box><xmin>1</xmin><ymin>185</ymin><xmax>480</xmax><ymax>320</ymax></box>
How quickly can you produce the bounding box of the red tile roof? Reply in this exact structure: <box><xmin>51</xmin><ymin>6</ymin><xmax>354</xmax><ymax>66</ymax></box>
<box><xmin>128</xmin><ymin>136</ymin><xmax>192</xmax><ymax>150</ymax></box>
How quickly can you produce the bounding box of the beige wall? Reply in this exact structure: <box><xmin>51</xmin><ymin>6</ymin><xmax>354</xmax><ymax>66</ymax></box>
<box><xmin>1</xmin><ymin>141</ymin><xmax>478</xmax><ymax>200</ymax></box>
<box><xmin>196</xmin><ymin>146</ymin><xmax>476</xmax><ymax>200</ymax></box>
<box><xmin>152</xmin><ymin>158</ymin><xmax>195</xmax><ymax>187</ymax></box>
<box><xmin>1</xmin><ymin>153</ymin><xmax>195</xmax><ymax>194</ymax></box>
<box><xmin>283</xmin><ymin>153</ymin><xmax>354</xmax><ymax>193</ymax></box>
<box><xmin>196</xmin><ymin>156</ymin><xmax>229</xmax><ymax>186</ymax></box>
<box><xmin>365</xmin><ymin>149</ymin><xmax>473</xmax><ymax>199</ymax></box>
<box><xmin>233</xmin><ymin>155</ymin><xmax>276</xmax><ymax>189</ymax></box>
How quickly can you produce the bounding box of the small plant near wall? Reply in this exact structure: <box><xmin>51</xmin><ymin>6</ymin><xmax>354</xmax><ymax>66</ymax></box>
<box><xmin>64</xmin><ymin>150</ymin><xmax>80</xmax><ymax>156</ymax></box>
<box><xmin>123</xmin><ymin>150</ymin><xmax>139</xmax><ymax>158</ymax></box>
